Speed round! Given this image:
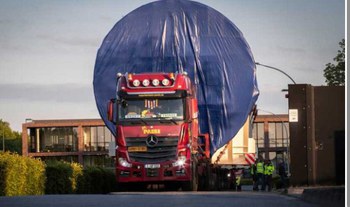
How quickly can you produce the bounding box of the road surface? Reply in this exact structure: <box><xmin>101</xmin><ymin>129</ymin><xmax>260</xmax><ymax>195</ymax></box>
<box><xmin>0</xmin><ymin>191</ymin><xmax>317</xmax><ymax>207</ymax></box>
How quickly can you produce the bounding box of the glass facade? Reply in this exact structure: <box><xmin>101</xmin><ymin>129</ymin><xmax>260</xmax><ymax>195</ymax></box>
<box><xmin>268</xmin><ymin>122</ymin><xmax>289</xmax><ymax>148</ymax></box>
<box><xmin>252</xmin><ymin>122</ymin><xmax>265</xmax><ymax>148</ymax></box>
<box><xmin>83</xmin><ymin>126</ymin><xmax>113</xmax><ymax>152</ymax></box>
<box><xmin>26</xmin><ymin>123</ymin><xmax>115</xmax><ymax>168</ymax></box>
<box><xmin>252</xmin><ymin>121</ymin><xmax>289</xmax><ymax>150</ymax></box>
<box><xmin>28</xmin><ymin>127</ymin><xmax>78</xmax><ymax>152</ymax></box>
<box><xmin>39</xmin><ymin>156</ymin><xmax>79</xmax><ymax>163</ymax></box>
<box><xmin>83</xmin><ymin>155</ymin><xmax>114</xmax><ymax>168</ymax></box>
<box><xmin>252</xmin><ymin>119</ymin><xmax>290</xmax><ymax>170</ymax></box>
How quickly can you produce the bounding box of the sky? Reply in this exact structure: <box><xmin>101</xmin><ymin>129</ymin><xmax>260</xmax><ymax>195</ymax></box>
<box><xmin>0</xmin><ymin>0</ymin><xmax>345</xmax><ymax>132</ymax></box>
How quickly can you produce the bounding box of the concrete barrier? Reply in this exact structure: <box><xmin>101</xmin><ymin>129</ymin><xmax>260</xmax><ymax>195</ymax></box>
<box><xmin>301</xmin><ymin>186</ymin><xmax>345</xmax><ymax>207</ymax></box>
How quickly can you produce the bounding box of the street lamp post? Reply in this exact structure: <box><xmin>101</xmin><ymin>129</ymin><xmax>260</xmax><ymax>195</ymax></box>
<box><xmin>2</xmin><ymin>128</ymin><xmax>4</xmax><ymax>152</ymax></box>
<box><xmin>255</xmin><ymin>62</ymin><xmax>297</xmax><ymax>84</ymax></box>
<box><xmin>254</xmin><ymin>62</ymin><xmax>296</xmax><ymax>176</ymax></box>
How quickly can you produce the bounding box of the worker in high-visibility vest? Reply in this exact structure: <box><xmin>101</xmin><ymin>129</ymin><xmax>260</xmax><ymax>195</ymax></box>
<box><xmin>262</xmin><ymin>160</ymin><xmax>275</xmax><ymax>191</ymax></box>
<box><xmin>253</xmin><ymin>158</ymin><xmax>264</xmax><ymax>191</ymax></box>
<box><xmin>236</xmin><ymin>173</ymin><xmax>242</xmax><ymax>191</ymax></box>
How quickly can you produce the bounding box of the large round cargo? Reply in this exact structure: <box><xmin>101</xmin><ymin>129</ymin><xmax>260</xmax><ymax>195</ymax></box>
<box><xmin>93</xmin><ymin>0</ymin><xmax>259</xmax><ymax>154</ymax></box>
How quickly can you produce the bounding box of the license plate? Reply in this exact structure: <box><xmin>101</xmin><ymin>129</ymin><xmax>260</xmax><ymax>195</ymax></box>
<box><xmin>128</xmin><ymin>146</ymin><xmax>147</xmax><ymax>152</ymax></box>
<box><xmin>145</xmin><ymin>164</ymin><xmax>160</xmax><ymax>169</ymax></box>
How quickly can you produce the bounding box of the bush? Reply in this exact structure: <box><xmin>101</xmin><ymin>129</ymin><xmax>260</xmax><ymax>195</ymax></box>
<box><xmin>25</xmin><ymin>157</ymin><xmax>46</xmax><ymax>195</ymax></box>
<box><xmin>45</xmin><ymin>161</ymin><xmax>73</xmax><ymax>194</ymax></box>
<box><xmin>77</xmin><ymin>167</ymin><xmax>116</xmax><ymax>194</ymax></box>
<box><xmin>0</xmin><ymin>152</ymin><xmax>45</xmax><ymax>196</ymax></box>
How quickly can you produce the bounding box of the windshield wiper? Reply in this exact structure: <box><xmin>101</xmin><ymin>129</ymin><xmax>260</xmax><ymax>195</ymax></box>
<box><xmin>158</xmin><ymin>117</ymin><xmax>178</xmax><ymax>125</ymax></box>
<box><xmin>127</xmin><ymin>118</ymin><xmax>148</xmax><ymax>125</ymax></box>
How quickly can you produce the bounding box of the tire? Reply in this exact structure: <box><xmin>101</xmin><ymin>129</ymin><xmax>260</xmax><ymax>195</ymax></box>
<box><xmin>182</xmin><ymin>161</ymin><xmax>198</xmax><ymax>191</ymax></box>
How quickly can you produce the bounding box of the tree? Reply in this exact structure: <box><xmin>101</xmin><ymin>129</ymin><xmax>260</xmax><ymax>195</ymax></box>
<box><xmin>0</xmin><ymin>119</ymin><xmax>22</xmax><ymax>154</ymax></box>
<box><xmin>323</xmin><ymin>39</ymin><xmax>345</xmax><ymax>86</ymax></box>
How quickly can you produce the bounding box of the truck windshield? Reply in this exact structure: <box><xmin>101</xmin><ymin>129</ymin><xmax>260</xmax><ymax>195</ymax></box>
<box><xmin>118</xmin><ymin>98</ymin><xmax>184</xmax><ymax>121</ymax></box>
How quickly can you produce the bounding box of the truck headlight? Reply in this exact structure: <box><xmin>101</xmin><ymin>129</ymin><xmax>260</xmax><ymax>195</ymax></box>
<box><xmin>173</xmin><ymin>155</ymin><xmax>186</xmax><ymax>167</ymax></box>
<box><xmin>118</xmin><ymin>157</ymin><xmax>132</xmax><ymax>168</ymax></box>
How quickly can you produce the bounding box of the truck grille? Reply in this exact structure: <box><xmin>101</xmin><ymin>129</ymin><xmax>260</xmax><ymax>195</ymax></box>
<box><xmin>125</xmin><ymin>136</ymin><xmax>178</xmax><ymax>163</ymax></box>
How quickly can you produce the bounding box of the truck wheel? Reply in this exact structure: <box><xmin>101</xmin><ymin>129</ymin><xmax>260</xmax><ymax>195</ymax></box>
<box><xmin>116</xmin><ymin>183</ymin><xmax>128</xmax><ymax>192</ymax></box>
<box><xmin>182</xmin><ymin>161</ymin><xmax>198</xmax><ymax>191</ymax></box>
<box><xmin>209</xmin><ymin>173</ymin><xmax>217</xmax><ymax>191</ymax></box>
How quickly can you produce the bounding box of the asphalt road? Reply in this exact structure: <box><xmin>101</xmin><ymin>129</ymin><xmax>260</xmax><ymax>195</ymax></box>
<box><xmin>0</xmin><ymin>191</ymin><xmax>317</xmax><ymax>207</ymax></box>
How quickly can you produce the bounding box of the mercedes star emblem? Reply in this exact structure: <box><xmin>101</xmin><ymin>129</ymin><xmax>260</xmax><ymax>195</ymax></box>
<box><xmin>146</xmin><ymin>135</ymin><xmax>158</xmax><ymax>147</ymax></box>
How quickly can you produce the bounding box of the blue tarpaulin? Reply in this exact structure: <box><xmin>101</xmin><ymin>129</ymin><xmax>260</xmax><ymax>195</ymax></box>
<box><xmin>93</xmin><ymin>0</ymin><xmax>259</xmax><ymax>155</ymax></box>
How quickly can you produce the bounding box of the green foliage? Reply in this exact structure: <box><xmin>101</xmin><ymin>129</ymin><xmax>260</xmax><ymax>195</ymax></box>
<box><xmin>77</xmin><ymin>167</ymin><xmax>116</xmax><ymax>194</ymax></box>
<box><xmin>45</xmin><ymin>161</ymin><xmax>84</xmax><ymax>194</ymax></box>
<box><xmin>25</xmin><ymin>157</ymin><xmax>46</xmax><ymax>195</ymax></box>
<box><xmin>0</xmin><ymin>119</ymin><xmax>22</xmax><ymax>154</ymax></box>
<box><xmin>0</xmin><ymin>152</ymin><xmax>45</xmax><ymax>196</ymax></box>
<box><xmin>0</xmin><ymin>119</ymin><xmax>21</xmax><ymax>140</ymax></box>
<box><xmin>45</xmin><ymin>161</ymin><xmax>73</xmax><ymax>194</ymax></box>
<box><xmin>0</xmin><ymin>153</ymin><xmax>116</xmax><ymax>196</ymax></box>
<box><xmin>3</xmin><ymin>139</ymin><xmax>22</xmax><ymax>155</ymax></box>
<box><xmin>70</xmin><ymin>162</ymin><xmax>83</xmax><ymax>192</ymax></box>
<box><xmin>324</xmin><ymin>39</ymin><xmax>345</xmax><ymax>86</ymax></box>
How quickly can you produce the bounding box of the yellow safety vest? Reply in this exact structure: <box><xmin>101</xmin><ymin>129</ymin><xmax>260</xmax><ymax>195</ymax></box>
<box><xmin>256</xmin><ymin>162</ymin><xmax>264</xmax><ymax>174</ymax></box>
<box><xmin>250</xmin><ymin>164</ymin><xmax>256</xmax><ymax>175</ymax></box>
<box><xmin>264</xmin><ymin>164</ymin><xmax>275</xmax><ymax>175</ymax></box>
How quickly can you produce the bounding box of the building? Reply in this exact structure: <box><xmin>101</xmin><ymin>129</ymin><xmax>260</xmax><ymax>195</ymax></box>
<box><xmin>22</xmin><ymin>115</ymin><xmax>290</xmax><ymax>169</ymax></box>
<box><xmin>22</xmin><ymin>119</ymin><xmax>114</xmax><ymax>167</ymax></box>
<box><xmin>288</xmin><ymin>84</ymin><xmax>345</xmax><ymax>186</ymax></box>
<box><xmin>252</xmin><ymin>114</ymin><xmax>290</xmax><ymax>168</ymax></box>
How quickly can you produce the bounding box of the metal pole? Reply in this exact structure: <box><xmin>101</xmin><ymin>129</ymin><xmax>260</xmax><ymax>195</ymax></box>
<box><xmin>255</xmin><ymin>62</ymin><xmax>297</xmax><ymax>84</ymax></box>
<box><xmin>2</xmin><ymin>128</ymin><xmax>4</xmax><ymax>152</ymax></box>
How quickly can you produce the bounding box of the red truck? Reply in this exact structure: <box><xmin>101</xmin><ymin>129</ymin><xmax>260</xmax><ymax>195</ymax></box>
<box><xmin>108</xmin><ymin>72</ymin><xmax>210</xmax><ymax>191</ymax></box>
<box><xmin>107</xmin><ymin>72</ymin><xmax>255</xmax><ymax>191</ymax></box>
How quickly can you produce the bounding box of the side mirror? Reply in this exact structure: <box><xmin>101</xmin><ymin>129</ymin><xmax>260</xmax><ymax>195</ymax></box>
<box><xmin>108</xmin><ymin>99</ymin><xmax>116</xmax><ymax>123</ymax></box>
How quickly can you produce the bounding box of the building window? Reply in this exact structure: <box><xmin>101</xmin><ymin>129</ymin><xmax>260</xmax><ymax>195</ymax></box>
<box><xmin>252</xmin><ymin>122</ymin><xmax>265</xmax><ymax>148</ymax></box>
<box><xmin>28</xmin><ymin>127</ymin><xmax>78</xmax><ymax>152</ymax></box>
<box><xmin>39</xmin><ymin>156</ymin><xmax>78</xmax><ymax>163</ymax></box>
<box><xmin>83</xmin><ymin>127</ymin><xmax>91</xmax><ymax>151</ymax></box>
<box><xmin>268</xmin><ymin>123</ymin><xmax>276</xmax><ymax>148</ymax></box>
<box><xmin>268</xmin><ymin>122</ymin><xmax>289</xmax><ymax>148</ymax></box>
<box><xmin>83</xmin><ymin>155</ymin><xmax>114</xmax><ymax>168</ymax></box>
<box><xmin>83</xmin><ymin>126</ymin><xmax>113</xmax><ymax>152</ymax></box>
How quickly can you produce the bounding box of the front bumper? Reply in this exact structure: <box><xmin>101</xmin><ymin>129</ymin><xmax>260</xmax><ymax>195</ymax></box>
<box><xmin>116</xmin><ymin>161</ymin><xmax>191</xmax><ymax>183</ymax></box>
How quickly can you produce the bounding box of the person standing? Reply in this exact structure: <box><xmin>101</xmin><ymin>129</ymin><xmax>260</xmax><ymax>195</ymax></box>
<box><xmin>254</xmin><ymin>158</ymin><xmax>264</xmax><ymax>191</ymax></box>
<box><xmin>263</xmin><ymin>160</ymin><xmax>275</xmax><ymax>191</ymax></box>
<box><xmin>250</xmin><ymin>162</ymin><xmax>257</xmax><ymax>191</ymax></box>
<box><xmin>278</xmin><ymin>160</ymin><xmax>287</xmax><ymax>192</ymax></box>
